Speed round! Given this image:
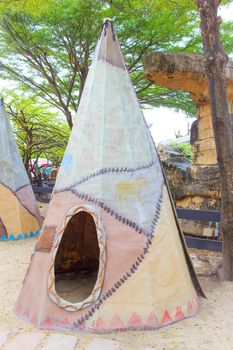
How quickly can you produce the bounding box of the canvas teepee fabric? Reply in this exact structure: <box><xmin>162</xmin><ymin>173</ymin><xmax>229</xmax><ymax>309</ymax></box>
<box><xmin>0</xmin><ymin>98</ymin><xmax>41</xmax><ymax>240</ymax></box>
<box><xmin>15</xmin><ymin>20</ymin><xmax>204</xmax><ymax>332</ymax></box>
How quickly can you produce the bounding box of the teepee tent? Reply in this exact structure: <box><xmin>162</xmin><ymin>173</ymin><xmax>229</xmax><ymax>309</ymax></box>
<box><xmin>15</xmin><ymin>20</ymin><xmax>204</xmax><ymax>332</ymax></box>
<box><xmin>0</xmin><ymin>98</ymin><xmax>41</xmax><ymax>240</ymax></box>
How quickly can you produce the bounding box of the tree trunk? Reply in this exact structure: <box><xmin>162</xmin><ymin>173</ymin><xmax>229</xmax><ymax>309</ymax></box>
<box><xmin>63</xmin><ymin>107</ymin><xmax>73</xmax><ymax>129</ymax></box>
<box><xmin>23</xmin><ymin>152</ymin><xmax>30</xmax><ymax>173</ymax></box>
<box><xmin>197</xmin><ymin>0</ymin><xmax>233</xmax><ymax>279</ymax></box>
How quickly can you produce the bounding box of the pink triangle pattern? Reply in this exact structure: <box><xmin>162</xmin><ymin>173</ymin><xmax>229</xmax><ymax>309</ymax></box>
<box><xmin>62</xmin><ymin>317</ymin><xmax>71</xmax><ymax>326</ymax></box>
<box><xmin>175</xmin><ymin>307</ymin><xmax>185</xmax><ymax>321</ymax></box>
<box><xmin>187</xmin><ymin>301</ymin><xmax>195</xmax><ymax>315</ymax></box>
<box><xmin>94</xmin><ymin>317</ymin><xmax>106</xmax><ymax>329</ymax></box>
<box><xmin>161</xmin><ymin>310</ymin><xmax>173</xmax><ymax>325</ymax></box>
<box><xmin>42</xmin><ymin>316</ymin><xmax>53</xmax><ymax>328</ymax></box>
<box><xmin>38</xmin><ymin>300</ymin><xmax>199</xmax><ymax>332</ymax></box>
<box><xmin>128</xmin><ymin>312</ymin><xmax>142</xmax><ymax>327</ymax></box>
<box><xmin>30</xmin><ymin>315</ymin><xmax>37</xmax><ymax>325</ymax></box>
<box><xmin>109</xmin><ymin>314</ymin><xmax>125</xmax><ymax>329</ymax></box>
<box><xmin>146</xmin><ymin>312</ymin><xmax>160</xmax><ymax>327</ymax></box>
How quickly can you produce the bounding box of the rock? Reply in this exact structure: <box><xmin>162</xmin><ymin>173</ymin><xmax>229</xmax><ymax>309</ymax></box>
<box><xmin>161</xmin><ymin>155</ymin><xmax>221</xmax><ymax>236</ymax></box>
<box><xmin>190</xmin><ymin>254</ymin><xmax>207</xmax><ymax>275</ymax></box>
<box><xmin>144</xmin><ymin>52</ymin><xmax>233</xmax><ymax>166</ymax></box>
<box><xmin>191</xmin><ymin>252</ymin><xmax>221</xmax><ymax>277</ymax></box>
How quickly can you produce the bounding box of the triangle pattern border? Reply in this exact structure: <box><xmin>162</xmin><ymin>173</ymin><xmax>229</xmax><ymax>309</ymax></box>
<box><xmin>31</xmin><ymin>294</ymin><xmax>198</xmax><ymax>333</ymax></box>
<box><xmin>0</xmin><ymin>229</ymin><xmax>40</xmax><ymax>241</ymax></box>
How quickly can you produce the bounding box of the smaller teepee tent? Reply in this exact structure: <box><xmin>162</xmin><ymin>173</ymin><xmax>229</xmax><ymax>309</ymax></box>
<box><xmin>0</xmin><ymin>98</ymin><xmax>41</xmax><ymax>240</ymax></box>
<box><xmin>15</xmin><ymin>20</ymin><xmax>204</xmax><ymax>332</ymax></box>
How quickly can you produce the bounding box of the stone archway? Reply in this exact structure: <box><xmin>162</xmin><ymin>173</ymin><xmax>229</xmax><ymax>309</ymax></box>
<box><xmin>144</xmin><ymin>53</ymin><xmax>233</xmax><ymax>236</ymax></box>
<box><xmin>144</xmin><ymin>52</ymin><xmax>233</xmax><ymax>166</ymax></box>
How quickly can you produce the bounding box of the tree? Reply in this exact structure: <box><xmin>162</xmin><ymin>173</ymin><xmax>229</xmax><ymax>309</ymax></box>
<box><xmin>5</xmin><ymin>92</ymin><xmax>70</xmax><ymax>171</ymax></box>
<box><xmin>197</xmin><ymin>0</ymin><xmax>233</xmax><ymax>279</ymax></box>
<box><xmin>220</xmin><ymin>20</ymin><xmax>233</xmax><ymax>56</ymax></box>
<box><xmin>0</xmin><ymin>0</ymin><xmax>201</xmax><ymax>127</ymax></box>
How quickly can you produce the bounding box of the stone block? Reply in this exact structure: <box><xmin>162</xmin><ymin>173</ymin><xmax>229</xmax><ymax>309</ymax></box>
<box><xmin>195</xmin><ymin>138</ymin><xmax>216</xmax><ymax>152</ymax></box>
<box><xmin>40</xmin><ymin>334</ymin><xmax>78</xmax><ymax>350</ymax></box>
<box><xmin>85</xmin><ymin>338</ymin><xmax>122</xmax><ymax>350</ymax></box>
<box><xmin>4</xmin><ymin>332</ymin><xmax>45</xmax><ymax>350</ymax></box>
<box><xmin>198</xmin><ymin>127</ymin><xmax>214</xmax><ymax>141</ymax></box>
<box><xmin>0</xmin><ymin>331</ymin><xmax>9</xmax><ymax>348</ymax></box>
<box><xmin>194</xmin><ymin>149</ymin><xmax>217</xmax><ymax>165</ymax></box>
<box><xmin>198</xmin><ymin>103</ymin><xmax>212</xmax><ymax>118</ymax></box>
<box><xmin>198</xmin><ymin>113</ymin><xmax>212</xmax><ymax>129</ymax></box>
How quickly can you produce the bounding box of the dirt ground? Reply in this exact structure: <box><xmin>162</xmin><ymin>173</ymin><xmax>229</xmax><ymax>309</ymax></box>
<box><xmin>0</xmin><ymin>203</ymin><xmax>232</xmax><ymax>349</ymax></box>
<box><xmin>0</xmin><ymin>235</ymin><xmax>233</xmax><ymax>350</ymax></box>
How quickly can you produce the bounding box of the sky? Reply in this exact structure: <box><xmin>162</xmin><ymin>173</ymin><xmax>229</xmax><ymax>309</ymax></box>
<box><xmin>143</xmin><ymin>3</ymin><xmax>233</xmax><ymax>144</ymax></box>
<box><xmin>143</xmin><ymin>108</ymin><xmax>195</xmax><ymax>144</ymax></box>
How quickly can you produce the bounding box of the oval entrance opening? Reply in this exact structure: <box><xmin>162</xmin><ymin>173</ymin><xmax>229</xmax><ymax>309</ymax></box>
<box><xmin>54</xmin><ymin>210</ymin><xmax>100</xmax><ymax>304</ymax></box>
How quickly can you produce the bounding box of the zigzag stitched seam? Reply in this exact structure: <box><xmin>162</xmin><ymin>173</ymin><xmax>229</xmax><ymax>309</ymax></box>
<box><xmin>57</xmin><ymin>182</ymin><xmax>164</xmax><ymax>239</ymax></box>
<box><xmin>62</xmin><ymin>188</ymin><xmax>148</xmax><ymax>237</ymax></box>
<box><xmin>0</xmin><ymin>179</ymin><xmax>29</xmax><ymax>194</ymax></box>
<box><xmin>72</xmin><ymin>192</ymin><xmax>163</xmax><ymax>329</ymax></box>
<box><xmin>0</xmin><ymin>179</ymin><xmax>14</xmax><ymax>194</ymax></box>
<box><xmin>56</xmin><ymin>159</ymin><xmax>156</xmax><ymax>193</ymax></box>
<box><xmin>16</xmin><ymin>183</ymin><xmax>30</xmax><ymax>192</ymax></box>
<box><xmin>0</xmin><ymin>180</ymin><xmax>38</xmax><ymax>220</ymax></box>
<box><xmin>150</xmin><ymin>191</ymin><xmax>163</xmax><ymax>237</ymax></box>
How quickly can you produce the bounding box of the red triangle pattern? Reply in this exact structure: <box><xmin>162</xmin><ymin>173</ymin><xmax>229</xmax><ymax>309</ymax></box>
<box><xmin>187</xmin><ymin>301</ymin><xmax>194</xmax><ymax>315</ymax></box>
<box><xmin>175</xmin><ymin>307</ymin><xmax>185</xmax><ymax>321</ymax></box>
<box><xmin>24</xmin><ymin>297</ymin><xmax>198</xmax><ymax>331</ymax></box>
<box><xmin>161</xmin><ymin>310</ymin><xmax>172</xmax><ymax>325</ymax></box>
<box><xmin>94</xmin><ymin>317</ymin><xmax>106</xmax><ymax>329</ymax></box>
<box><xmin>42</xmin><ymin>316</ymin><xmax>53</xmax><ymax>328</ymax></box>
<box><xmin>109</xmin><ymin>314</ymin><xmax>125</xmax><ymax>329</ymax></box>
<box><xmin>128</xmin><ymin>312</ymin><xmax>143</xmax><ymax>327</ymax></box>
<box><xmin>146</xmin><ymin>312</ymin><xmax>160</xmax><ymax>327</ymax></box>
<box><xmin>62</xmin><ymin>317</ymin><xmax>70</xmax><ymax>326</ymax></box>
<box><xmin>30</xmin><ymin>315</ymin><xmax>37</xmax><ymax>325</ymax></box>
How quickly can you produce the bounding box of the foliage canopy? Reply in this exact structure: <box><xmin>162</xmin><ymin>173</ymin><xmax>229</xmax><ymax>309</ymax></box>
<box><xmin>0</xmin><ymin>0</ymin><xmax>232</xmax><ymax>128</ymax></box>
<box><xmin>0</xmin><ymin>0</ymin><xmax>203</xmax><ymax>127</ymax></box>
<box><xmin>4</xmin><ymin>91</ymin><xmax>70</xmax><ymax>169</ymax></box>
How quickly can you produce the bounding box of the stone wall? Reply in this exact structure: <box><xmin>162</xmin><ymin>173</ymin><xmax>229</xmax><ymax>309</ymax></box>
<box><xmin>144</xmin><ymin>53</ymin><xmax>233</xmax><ymax>237</ymax></box>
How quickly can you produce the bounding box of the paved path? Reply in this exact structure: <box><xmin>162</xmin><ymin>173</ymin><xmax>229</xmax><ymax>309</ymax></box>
<box><xmin>0</xmin><ymin>331</ymin><xmax>125</xmax><ymax>350</ymax></box>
